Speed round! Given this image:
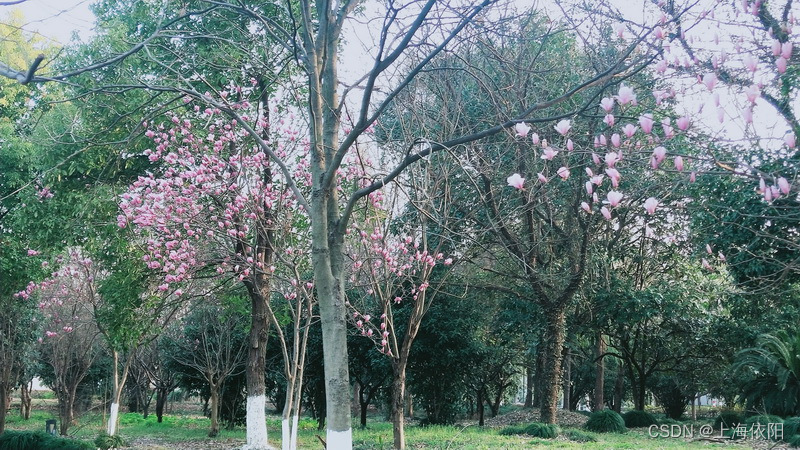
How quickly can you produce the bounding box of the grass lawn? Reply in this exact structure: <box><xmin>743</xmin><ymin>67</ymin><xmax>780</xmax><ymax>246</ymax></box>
<box><xmin>2</xmin><ymin>409</ymin><xmax>766</xmax><ymax>449</ymax></box>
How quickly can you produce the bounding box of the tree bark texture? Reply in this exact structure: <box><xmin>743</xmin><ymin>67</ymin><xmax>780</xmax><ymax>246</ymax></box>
<box><xmin>540</xmin><ymin>306</ymin><xmax>567</xmax><ymax>424</ymax></box>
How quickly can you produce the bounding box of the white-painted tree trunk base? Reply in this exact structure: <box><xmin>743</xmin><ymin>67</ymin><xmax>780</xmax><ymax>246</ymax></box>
<box><xmin>290</xmin><ymin>415</ymin><xmax>298</xmax><ymax>450</ymax></box>
<box><xmin>281</xmin><ymin>419</ymin><xmax>289</xmax><ymax>450</ymax></box>
<box><xmin>327</xmin><ymin>428</ymin><xmax>352</xmax><ymax>450</ymax></box>
<box><xmin>106</xmin><ymin>402</ymin><xmax>119</xmax><ymax>435</ymax></box>
<box><xmin>242</xmin><ymin>395</ymin><xmax>271</xmax><ymax>450</ymax></box>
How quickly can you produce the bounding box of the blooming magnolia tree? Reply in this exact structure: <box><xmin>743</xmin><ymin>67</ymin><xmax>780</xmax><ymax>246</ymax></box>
<box><xmin>345</xmin><ymin>179</ymin><xmax>453</xmax><ymax>448</ymax></box>
<box><xmin>16</xmin><ymin>251</ymin><xmax>103</xmax><ymax>436</ymax></box>
<box><xmin>116</xmin><ymin>91</ymin><xmax>318</xmax><ymax>448</ymax></box>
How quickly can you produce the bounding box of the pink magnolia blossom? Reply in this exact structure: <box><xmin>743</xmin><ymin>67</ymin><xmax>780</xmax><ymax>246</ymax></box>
<box><xmin>554</xmin><ymin>119</ymin><xmax>571</xmax><ymax>136</ymax></box>
<box><xmin>616</xmin><ymin>85</ymin><xmax>637</xmax><ymax>105</ymax></box>
<box><xmin>514</xmin><ymin>122</ymin><xmax>531</xmax><ymax>137</ymax></box>
<box><xmin>743</xmin><ymin>54</ymin><xmax>757</xmax><ymax>72</ymax></box>
<box><xmin>772</xmin><ymin>39</ymin><xmax>782</xmax><ymax>56</ymax></box>
<box><xmin>777</xmin><ymin>57</ymin><xmax>788</xmax><ymax>73</ymax></box>
<box><xmin>690</xmin><ymin>171</ymin><xmax>697</xmax><ymax>183</ymax></box>
<box><xmin>507</xmin><ymin>173</ymin><xmax>525</xmax><ymax>189</ymax></box>
<box><xmin>611</xmin><ymin>133</ymin><xmax>621</xmax><ymax>147</ymax></box>
<box><xmin>603</xmin><ymin>114</ymin><xmax>615</xmax><ymax>127</ymax></box>
<box><xmin>592</xmin><ymin>153</ymin><xmax>601</xmax><ymax>165</ymax></box>
<box><xmin>785</xmin><ymin>133</ymin><xmax>796</xmax><ymax>148</ymax></box>
<box><xmin>745</xmin><ymin>85</ymin><xmax>760</xmax><ymax>103</ymax></box>
<box><xmin>702</xmin><ymin>72</ymin><xmax>717</xmax><ymax>90</ymax></box>
<box><xmin>676</xmin><ymin>117</ymin><xmax>690</xmax><ymax>131</ymax></box>
<box><xmin>782</xmin><ymin>42</ymin><xmax>793</xmax><ymax>59</ymax></box>
<box><xmin>606</xmin><ymin>191</ymin><xmax>624</xmax><ymax>207</ymax></box>
<box><xmin>605</xmin><ymin>152</ymin><xmax>619</xmax><ymax>168</ymax></box>
<box><xmin>605</xmin><ymin>168</ymin><xmax>621</xmax><ymax>187</ymax></box>
<box><xmin>600</xmin><ymin>97</ymin><xmax>615</xmax><ymax>112</ymax></box>
<box><xmin>537</xmin><ymin>173</ymin><xmax>549</xmax><ymax>183</ymax></box>
<box><xmin>639</xmin><ymin>114</ymin><xmax>654</xmax><ymax>134</ymax></box>
<box><xmin>600</xmin><ymin>206</ymin><xmax>612</xmax><ymax>220</ymax></box>
<box><xmin>702</xmin><ymin>258</ymin><xmax>713</xmax><ymax>271</ymax></box>
<box><xmin>622</xmin><ymin>123</ymin><xmax>637</xmax><ymax>138</ymax></box>
<box><xmin>643</xmin><ymin>197</ymin><xmax>658</xmax><ymax>214</ymax></box>
<box><xmin>581</xmin><ymin>202</ymin><xmax>591</xmax><ymax>214</ymax></box>
<box><xmin>541</xmin><ymin>148</ymin><xmax>559</xmax><ymax>160</ymax></box>
<box><xmin>652</xmin><ymin>146</ymin><xmax>667</xmax><ymax>163</ymax></box>
<box><xmin>585</xmin><ymin>181</ymin><xmax>593</xmax><ymax>195</ymax></box>
<box><xmin>778</xmin><ymin>177</ymin><xmax>791</xmax><ymax>195</ymax></box>
<box><xmin>557</xmin><ymin>167</ymin><xmax>570</xmax><ymax>180</ymax></box>
<box><xmin>531</xmin><ymin>133</ymin><xmax>540</xmax><ymax>145</ymax></box>
<box><xmin>742</xmin><ymin>107</ymin><xmax>753</xmax><ymax>124</ymax></box>
<box><xmin>566</xmin><ymin>139</ymin><xmax>574</xmax><ymax>151</ymax></box>
<box><xmin>706</xmin><ymin>244</ymin><xmax>713</xmax><ymax>255</ymax></box>
<box><xmin>674</xmin><ymin>155</ymin><xmax>684</xmax><ymax>172</ymax></box>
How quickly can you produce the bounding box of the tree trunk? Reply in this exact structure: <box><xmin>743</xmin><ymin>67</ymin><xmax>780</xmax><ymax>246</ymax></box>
<box><xmin>0</xmin><ymin>383</ymin><xmax>8</xmax><ymax>435</ymax></box>
<box><xmin>405</xmin><ymin>390</ymin><xmax>413</xmax><ymax>418</ymax></box>
<box><xmin>209</xmin><ymin>385</ymin><xmax>220</xmax><ymax>438</ymax></box>
<box><xmin>477</xmin><ymin>389</ymin><xmax>485</xmax><ymax>427</ymax></box>
<box><xmin>59</xmin><ymin>386</ymin><xmax>77</xmax><ymax>436</ymax></box>
<box><xmin>691</xmin><ymin>395</ymin><xmax>696</xmax><ymax>420</ymax></box>
<box><xmin>533</xmin><ymin>347</ymin><xmax>544</xmax><ymax>408</ymax></box>
<box><xmin>613</xmin><ymin>362</ymin><xmax>624</xmax><ymax>413</ymax></box>
<box><xmin>391</xmin><ymin>362</ymin><xmax>407</xmax><ymax>450</ymax></box>
<box><xmin>155</xmin><ymin>388</ymin><xmax>168</xmax><ymax>423</ymax></box>
<box><xmin>245</xmin><ymin>288</ymin><xmax>270</xmax><ymax>449</ymax></box>
<box><xmin>524</xmin><ymin>355</ymin><xmax>534</xmax><ymax>408</ymax></box>
<box><xmin>562</xmin><ymin>348</ymin><xmax>571</xmax><ymax>410</ymax></box>
<box><xmin>20</xmin><ymin>381</ymin><xmax>32</xmax><ymax>420</ymax></box>
<box><xmin>107</xmin><ymin>349</ymin><xmax>133</xmax><ymax>436</ymax></box>
<box><xmin>539</xmin><ymin>306</ymin><xmax>567</xmax><ymax>424</ymax></box>
<box><xmin>593</xmin><ymin>333</ymin><xmax>605</xmax><ymax>411</ymax></box>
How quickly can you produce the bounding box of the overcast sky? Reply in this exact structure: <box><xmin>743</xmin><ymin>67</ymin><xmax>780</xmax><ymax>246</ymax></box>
<box><xmin>4</xmin><ymin>0</ymin><xmax>95</xmax><ymax>45</ymax></box>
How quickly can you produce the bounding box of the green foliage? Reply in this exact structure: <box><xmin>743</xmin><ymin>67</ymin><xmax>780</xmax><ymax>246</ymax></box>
<box><xmin>735</xmin><ymin>332</ymin><xmax>800</xmax><ymax>416</ymax></box>
<box><xmin>785</xmin><ymin>416</ymin><xmax>800</xmax><ymax>437</ymax></box>
<box><xmin>499</xmin><ymin>423</ymin><xmax>559</xmax><ymax>439</ymax></box>
<box><xmin>788</xmin><ymin>434</ymin><xmax>800</xmax><ymax>447</ymax></box>
<box><xmin>498</xmin><ymin>425</ymin><xmax>526</xmax><ymax>436</ymax></box>
<box><xmin>713</xmin><ymin>411</ymin><xmax>742</xmax><ymax>429</ymax></box>
<box><xmin>563</xmin><ymin>428</ymin><xmax>597</xmax><ymax>443</ymax></box>
<box><xmin>584</xmin><ymin>410</ymin><xmax>627</xmax><ymax>434</ymax></box>
<box><xmin>744</xmin><ymin>414</ymin><xmax>783</xmax><ymax>427</ymax></box>
<box><xmin>0</xmin><ymin>431</ymin><xmax>93</xmax><ymax>450</ymax></box>
<box><xmin>93</xmin><ymin>432</ymin><xmax>126</xmax><ymax>450</ymax></box>
<box><xmin>622</xmin><ymin>410</ymin><xmax>657</xmax><ymax>428</ymax></box>
<box><xmin>523</xmin><ymin>423</ymin><xmax>560</xmax><ymax>439</ymax></box>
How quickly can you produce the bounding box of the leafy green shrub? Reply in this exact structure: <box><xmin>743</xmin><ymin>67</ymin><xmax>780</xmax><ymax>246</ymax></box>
<box><xmin>523</xmin><ymin>423</ymin><xmax>560</xmax><ymax>439</ymax></box>
<box><xmin>745</xmin><ymin>414</ymin><xmax>783</xmax><ymax>427</ymax></box>
<box><xmin>784</xmin><ymin>417</ymin><xmax>800</xmax><ymax>437</ymax></box>
<box><xmin>585</xmin><ymin>409</ymin><xmax>627</xmax><ymax>433</ymax></box>
<box><xmin>623</xmin><ymin>410</ymin><xmax>657</xmax><ymax>428</ymax></box>
<box><xmin>498</xmin><ymin>425</ymin><xmax>526</xmax><ymax>436</ymax></box>
<box><xmin>94</xmin><ymin>432</ymin><xmax>127</xmax><ymax>450</ymax></box>
<box><xmin>564</xmin><ymin>428</ymin><xmax>597</xmax><ymax>442</ymax></box>
<box><xmin>713</xmin><ymin>411</ymin><xmax>742</xmax><ymax>430</ymax></box>
<box><xmin>0</xmin><ymin>431</ymin><xmax>92</xmax><ymax>450</ymax></box>
<box><xmin>788</xmin><ymin>434</ymin><xmax>800</xmax><ymax>447</ymax></box>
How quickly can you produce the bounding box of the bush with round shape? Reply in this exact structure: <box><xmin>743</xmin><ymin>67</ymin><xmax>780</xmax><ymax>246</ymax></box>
<box><xmin>585</xmin><ymin>409</ymin><xmax>627</xmax><ymax>433</ymax></box>
<box><xmin>623</xmin><ymin>410</ymin><xmax>657</xmax><ymax>428</ymax></box>
<box><xmin>713</xmin><ymin>411</ymin><xmax>742</xmax><ymax>430</ymax></box>
<box><xmin>523</xmin><ymin>422</ymin><xmax>560</xmax><ymax>439</ymax></box>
